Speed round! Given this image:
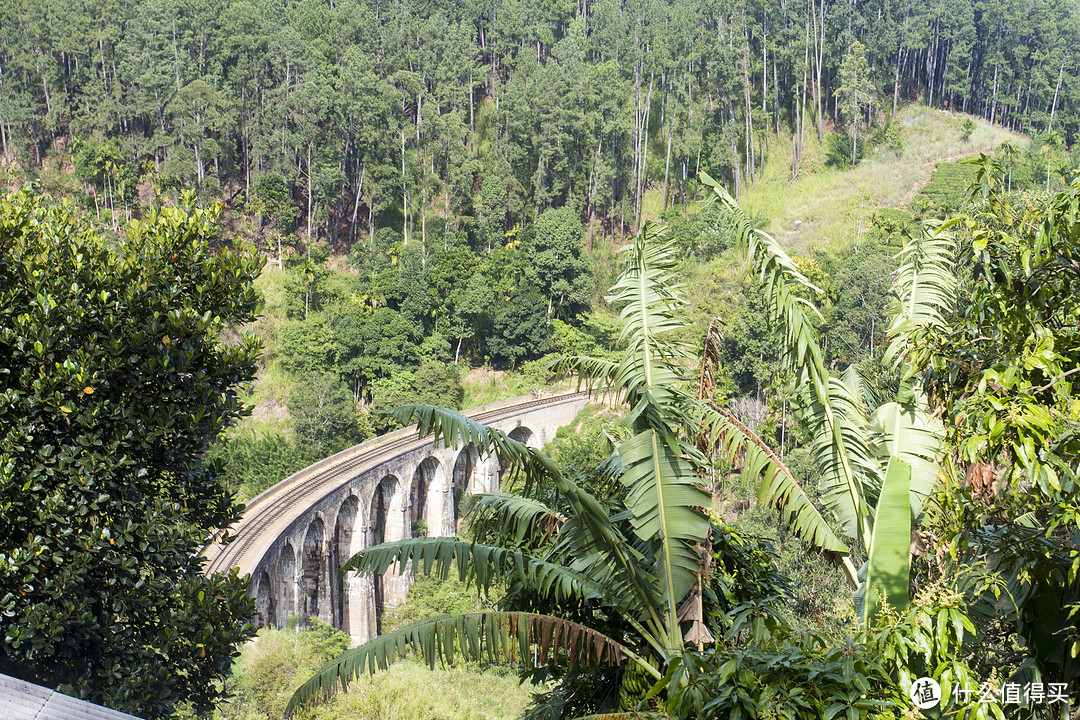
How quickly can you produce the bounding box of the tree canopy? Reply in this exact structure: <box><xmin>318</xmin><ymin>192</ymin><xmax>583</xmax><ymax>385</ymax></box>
<box><xmin>0</xmin><ymin>189</ymin><xmax>262</xmax><ymax>718</ymax></box>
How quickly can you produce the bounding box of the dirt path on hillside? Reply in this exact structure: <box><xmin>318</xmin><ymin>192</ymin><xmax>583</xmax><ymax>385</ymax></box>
<box><xmin>899</xmin><ymin>151</ymin><xmax>986</xmax><ymax>208</ymax></box>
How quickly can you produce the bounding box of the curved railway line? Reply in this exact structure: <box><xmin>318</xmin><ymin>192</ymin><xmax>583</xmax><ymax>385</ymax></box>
<box><xmin>200</xmin><ymin>390</ymin><xmax>591</xmax><ymax>579</ymax></box>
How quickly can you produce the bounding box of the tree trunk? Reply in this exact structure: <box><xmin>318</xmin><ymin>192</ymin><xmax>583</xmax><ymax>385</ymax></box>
<box><xmin>401</xmin><ymin>129</ymin><xmax>408</xmax><ymax>246</ymax></box>
<box><xmin>350</xmin><ymin>164</ymin><xmax>365</xmax><ymax>243</ymax></box>
<box><xmin>813</xmin><ymin>0</ymin><xmax>825</xmax><ymax>141</ymax></box>
<box><xmin>732</xmin><ymin>140</ymin><xmax>741</xmax><ymax>199</ymax></box>
<box><xmin>681</xmin><ymin>156</ymin><xmax>687</xmax><ymax>215</ymax></box>
<box><xmin>762</xmin><ymin>19</ymin><xmax>768</xmax><ymax>119</ymax></box>
<box><xmin>635</xmin><ymin>72</ymin><xmax>654</xmax><ymax>229</ymax></box>
<box><xmin>990</xmin><ymin>63</ymin><xmax>999</xmax><ymax>123</ymax></box>
<box><xmin>773</xmin><ymin>52</ymin><xmax>779</xmax><ymax>135</ymax></box>
<box><xmin>893</xmin><ymin>39</ymin><xmax>904</xmax><ymax>118</ymax></box>
<box><xmin>632</xmin><ymin>61</ymin><xmax>642</xmax><ymax>228</ymax></box>
<box><xmin>743</xmin><ymin>37</ymin><xmax>754</xmax><ymax>188</ymax></box>
<box><xmin>927</xmin><ymin>22</ymin><xmax>938</xmax><ymax>108</ymax></box>
<box><xmin>587</xmin><ymin>130</ymin><xmax>602</xmax><ymax>250</ymax></box>
<box><xmin>662</xmin><ymin>112</ymin><xmax>673</xmax><ymax>212</ymax></box>
<box><xmin>1049</xmin><ymin>54</ymin><xmax>1067</xmax><ymax>129</ymax></box>
<box><xmin>306</xmin><ymin>143</ymin><xmax>313</xmax><ymax>243</ymax></box>
<box><xmin>800</xmin><ymin>15</ymin><xmax>809</xmax><ymax>162</ymax></box>
<box><xmin>243</xmin><ymin>88</ymin><xmax>250</xmax><ymax>199</ymax></box>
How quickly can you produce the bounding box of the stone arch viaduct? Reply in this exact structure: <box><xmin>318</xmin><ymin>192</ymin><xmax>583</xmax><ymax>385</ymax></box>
<box><xmin>200</xmin><ymin>391</ymin><xmax>590</xmax><ymax>643</ymax></box>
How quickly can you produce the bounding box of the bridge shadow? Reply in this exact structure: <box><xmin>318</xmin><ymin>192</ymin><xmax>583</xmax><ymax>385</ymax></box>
<box><xmin>411</xmin><ymin>457</ymin><xmax>441</xmax><ymax>537</ymax></box>
<box><xmin>332</xmin><ymin>495</ymin><xmax>359</xmax><ymax>631</ymax></box>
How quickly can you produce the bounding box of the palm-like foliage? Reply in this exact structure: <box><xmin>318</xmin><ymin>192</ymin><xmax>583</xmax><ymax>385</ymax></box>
<box><xmin>699</xmin><ymin>173</ymin><xmax>878</xmax><ymax>550</ymax></box>
<box><xmin>998</xmin><ymin>141</ymin><xmax>1019</xmax><ymax>191</ymax></box>
<box><xmin>699</xmin><ymin>402</ymin><xmax>848</xmax><ymax>560</ymax></box>
<box><xmin>574</xmin><ymin>225</ymin><xmax>711</xmax><ymax>627</ymax></box>
<box><xmin>884</xmin><ymin>219</ymin><xmax>957</xmax><ymax>366</ymax></box>
<box><xmin>698</xmin><ymin>172</ymin><xmax>952</xmax><ymax>623</ymax></box>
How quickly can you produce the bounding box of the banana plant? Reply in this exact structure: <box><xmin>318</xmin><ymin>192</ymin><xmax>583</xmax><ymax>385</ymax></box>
<box><xmin>699</xmin><ymin>172</ymin><xmax>952</xmax><ymax>623</ymax></box>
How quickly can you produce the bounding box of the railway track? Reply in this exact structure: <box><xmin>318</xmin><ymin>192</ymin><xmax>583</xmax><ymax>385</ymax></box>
<box><xmin>200</xmin><ymin>390</ymin><xmax>590</xmax><ymax>578</ymax></box>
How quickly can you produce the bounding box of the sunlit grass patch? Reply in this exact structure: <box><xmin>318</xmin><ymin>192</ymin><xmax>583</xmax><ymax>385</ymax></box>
<box><xmin>459</xmin><ymin>362</ymin><xmax>573</xmax><ymax>409</ymax></box>
<box><xmin>736</xmin><ymin>104</ymin><xmax>1026</xmax><ymax>254</ymax></box>
<box><xmin>639</xmin><ymin>186</ymin><xmax>665</xmax><ymax>223</ymax></box>
<box><xmin>217</xmin><ymin>623</ymin><xmax>532</xmax><ymax>720</ymax></box>
<box><xmin>306</xmin><ymin>660</ymin><xmax>533</xmax><ymax>720</ymax></box>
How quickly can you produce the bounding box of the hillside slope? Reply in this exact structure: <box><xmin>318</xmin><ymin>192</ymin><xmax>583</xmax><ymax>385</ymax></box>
<box><xmin>737</xmin><ymin>107</ymin><xmax>1025</xmax><ymax>254</ymax></box>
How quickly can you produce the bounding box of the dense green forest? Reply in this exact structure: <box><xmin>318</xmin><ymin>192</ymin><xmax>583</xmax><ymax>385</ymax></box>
<box><xmin>3</xmin><ymin>0</ymin><xmax>1080</xmax><ymax>239</ymax></box>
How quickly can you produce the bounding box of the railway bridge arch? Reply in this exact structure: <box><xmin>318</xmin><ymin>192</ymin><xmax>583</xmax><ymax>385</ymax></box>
<box><xmin>201</xmin><ymin>391</ymin><xmax>590</xmax><ymax>642</ymax></box>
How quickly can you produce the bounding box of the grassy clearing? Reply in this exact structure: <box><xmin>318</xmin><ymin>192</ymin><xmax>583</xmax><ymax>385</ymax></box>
<box><xmin>216</xmin><ymin>623</ymin><xmax>532</xmax><ymax>720</ymax></box>
<box><xmin>238</xmin><ymin>266</ymin><xmax>293</xmax><ymax>414</ymax></box>
<box><xmin>639</xmin><ymin>186</ymin><xmax>666</xmax><ymax>224</ymax></box>
<box><xmin>738</xmin><ymin>105</ymin><xmax>1025</xmax><ymax>254</ymax></box>
<box><xmin>305</xmin><ymin>661</ymin><xmax>533</xmax><ymax>720</ymax></box>
<box><xmin>459</xmin><ymin>363</ymin><xmax>574</xmax><ymax>409</ymax></box>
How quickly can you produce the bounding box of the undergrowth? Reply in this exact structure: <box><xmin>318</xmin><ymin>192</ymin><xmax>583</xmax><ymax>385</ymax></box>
<box><xmin>213</xmin><ymin>619</ymin><xmax>531</xmax><ymax>720</ymax></box>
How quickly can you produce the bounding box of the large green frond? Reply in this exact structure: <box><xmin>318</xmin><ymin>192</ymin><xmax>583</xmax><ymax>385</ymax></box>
<box><xmin>384</xmin><ymin>404</ymin><xmax>561</xmax><ymax>484</ymax></box>
<box><xmin>285</xmin><ymin>612</ymin><xmax>634</xmax><ymax>717</ymax></box>
<box><xmin>884</xmin><ymin>220</ymin><xmax>958</xmax><ymax>366</ymax></box>
<box><xmin>700</xmin><ymin>173</ymin><xmax>830</xmax><ymax>413</ymax></box>
<box><xmin>549</xmin><ymin>355</ymin><xmax>621</xmax><ymax>395</ymax></box>
<box><xmin>702</xmin><ymin>172</ymin><xmax>876</xmax><ymax>549</ymax></box>
<box><xmin>618</xmin><ymin>428</ymin><xmax>711</xmax><ymax>616</ymax></box>
<box><xmin>341</xmin><ymin>536</ymin><xmax>605</xmax><ymax>605</ymax></box>
<box><xmin>843</xmin><ymin>364</ymin><xmax>884</xmax><ymax>415</ymax></box>
<box><xmin>605</xmin><ymin>223</ymin><xmax>692</xmax><ymax>421</ymax></box>
<box><xmin>805</xmin><ymin>366</ymin><xmax>883</xmax><ymax>546</ymax></box>
<box><xmin>607</xmin><ymin>222</ymin><xmax>687</xmax><ymax>353</ymax></box>
<box><xmin>863</xmin><ymin>457</ymin><xmax>913</xmax><ymax>621</ymax></box>
<box><xmin>383</xmin><ymin>397</ymin><xmax>669</xmax><ymax>640</ymax></box>
<box><xmin>552</xmin><ymin>477</ymin><xmax>665</xmax><ymax>632</ymax></box>
<box><xmin>700</xmin><ymin>403</ymin><xmax>849</xmax><ymax>557</ymax></box>
<box><xmin>871</xmin><ymin>396</ymin><xmax>944</xmax><ymax>517</ymax></box>
<box><xmin>466</xmin><ymin>492</ymin><xmax>565</xmax><ymax>547</ymax></box>
<box><xmin>557</xmin><ymin>224</ymin><xmax>712</xmax><ymax>645</ymax></box>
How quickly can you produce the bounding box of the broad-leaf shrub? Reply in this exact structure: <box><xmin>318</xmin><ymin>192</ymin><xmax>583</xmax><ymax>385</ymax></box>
<box><xmin>0</xmin><ymin>189</ymin><xmax>261</xmax><ymax>717</ymax></box>
<box><xmin>669</xmin><ymin>581</ymin><xmax>1002</xmax><ymax>720</ymax></box>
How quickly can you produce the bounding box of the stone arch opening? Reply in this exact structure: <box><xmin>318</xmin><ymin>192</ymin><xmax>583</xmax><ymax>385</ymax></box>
<box><xmin>368</xmin><ymin>476</ymin><xmax>398</xmax><ymax>546</ymax></box>
<box><xmin>301</xmin><ymin>518</ymin><xmax>324</xmax><ymax>624</ymax></box>
<box><xmin>333</xmin><ymin>496</ymin><xmax>360</xmax><ymax>630</ymax></box>
<box><xmin>276</xmin><ymin>544</ymin><xmax>296</xmax><ymax>628</ymax></box>
<box><xmin>508</xmin><ymin>425</ymin><xmax>535</xmax><ymax>446</ymax></box>
<box><xmin>367</xmin><ymin>475</ymin><xmax>399</xmax><ymax>634</ymax></box>
<box><xmin>451</xmin><ymin>446</ymin><xmax>477</xmax><ymax>534</ymax></box>
<box><xmin>501</xmin><ymin>426</ymin><xmax>537</xmax><ymax>485</ymax></box>
<box><xmin>255</xmin><ymin>569</ymin><xmax>274</xmax><ymax>629</ymax></box>
<box><xmin>411</xmin><ymin>458</ymin><xmax>441</xmax><ymax>537</ymax></box>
